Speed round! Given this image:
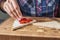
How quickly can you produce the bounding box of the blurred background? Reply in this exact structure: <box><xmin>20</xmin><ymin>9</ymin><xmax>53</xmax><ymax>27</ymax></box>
<box><xmin>0</xmin><ymin>1</ymin><xmax>60</xmax><ymax>24</ymax></box>
<box><xmin>0</xmin><ymin>11</ymin><xmax>9</xmax><ymax>24</ymax></box>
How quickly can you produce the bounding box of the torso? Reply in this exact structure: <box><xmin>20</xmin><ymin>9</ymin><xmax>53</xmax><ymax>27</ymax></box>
<box><xmin>17</xmin><ymin>0</ymin><xmax>59</xmax><ymax>17</ymax></box>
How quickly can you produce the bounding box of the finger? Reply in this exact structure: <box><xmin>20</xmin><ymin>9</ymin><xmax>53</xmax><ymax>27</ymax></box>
<box><xmin>15</xmin><ymin>6</ymin><xmax>22</xmax><ymax>17</ymax></box>
<box><xmin>4</xmin><ymin>6</ymin><xmax>16</xmax><ymax>19</ymax></box>
<box><xmin>11</xmin><ymin>0</ymin><xmax>22</xmax><ymax>17</ymax></box>
<box><xmin>7</xmin><ymin>3</ymin><xmax>19</xmax><ymax>19</ymax></box>
<box><xmin>17</xmin><ymin>6</ymin><xmax>23</xmax><ymax>17</ymax></box>
<box><xmin>7</xmin><ymin>0</ymin><xmax>21</xmax><ymax>19</ymax></box>
<box><xmin>5</xmin><ymin>4</ymin><xmax>17</xmax><ymax>19</ymax></box>
<box><xmin>7</xmin><ymin>0</ymin><xmax>19</xmax><ymax>19</ymax></box>
<box><xmin>3</xmin><ymin>2</ymin><xmax>17</xmax><ymax>19</ymax></box>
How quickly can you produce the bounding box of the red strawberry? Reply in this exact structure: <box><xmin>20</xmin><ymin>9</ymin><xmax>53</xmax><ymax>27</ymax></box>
<box><xmin>19</xmin><ymin>18</ymin><xmax>32</xmax><ymax>24</ymax></box>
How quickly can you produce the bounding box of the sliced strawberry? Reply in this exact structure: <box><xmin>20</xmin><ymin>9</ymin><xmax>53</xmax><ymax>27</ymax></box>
<box><xmin>20</xmin><ymin>20</ymin><xmax>28</xmax><ymax>23</ymax></box>
<box><xmin>19</xmin><ymin>18</ymin><xmax>33</xmax><ymax>24</ymax></box>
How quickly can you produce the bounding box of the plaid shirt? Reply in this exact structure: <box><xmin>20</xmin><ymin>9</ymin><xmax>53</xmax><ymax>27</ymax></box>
<box><xmin>0</xmin><ymin>0</ymin><xmax>59</xmax><ymax>17</ymax></box>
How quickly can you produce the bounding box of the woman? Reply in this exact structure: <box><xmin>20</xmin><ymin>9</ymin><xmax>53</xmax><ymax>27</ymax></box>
<box><xmin>0</xmin><ymin>0</ymin><xmax>59</xmax><ymax>20</ymax></box>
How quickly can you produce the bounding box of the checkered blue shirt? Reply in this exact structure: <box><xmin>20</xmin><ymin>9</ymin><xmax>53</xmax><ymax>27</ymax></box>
<box><xmin>11</xmin><ymin>0</ymin><xmax>59</xmax><ymax>17</ymax></box>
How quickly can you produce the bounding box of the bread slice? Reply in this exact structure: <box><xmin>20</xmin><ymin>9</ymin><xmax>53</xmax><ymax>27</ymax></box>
<box><xmin>13</xmin><ymin>19</ymin><xmax>36</xmax><ymax>30</ymax></box>
<box><xmin>33</xmin><ymin>21</ymin><xmax>60</xmax><ymax>29</ymax></box>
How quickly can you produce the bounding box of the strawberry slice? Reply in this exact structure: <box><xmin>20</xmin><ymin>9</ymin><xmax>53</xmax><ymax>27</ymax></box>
<box><xmin>19</xmin><ymin>18</ymin><xmax>32</xmax><ymax>24</ymax></box>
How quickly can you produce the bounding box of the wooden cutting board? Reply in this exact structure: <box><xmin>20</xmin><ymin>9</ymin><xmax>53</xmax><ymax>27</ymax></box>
<box><xmin>0</xmin><ymin>17</ymin><xmax>60</xmax><ymax>38</ymax></box>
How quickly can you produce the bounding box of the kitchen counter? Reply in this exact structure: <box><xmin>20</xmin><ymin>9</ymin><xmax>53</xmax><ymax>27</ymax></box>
<box><xmin>0</xmin><ymin>17</ymin><xmax>60</xmax><ymax>40</ymax></box>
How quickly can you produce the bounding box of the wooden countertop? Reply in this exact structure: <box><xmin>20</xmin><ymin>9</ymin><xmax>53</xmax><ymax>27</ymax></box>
<box><xmin>0</xmin><ymin>17</ymin><xmax>60</xmax><ymax>38</ymax></box>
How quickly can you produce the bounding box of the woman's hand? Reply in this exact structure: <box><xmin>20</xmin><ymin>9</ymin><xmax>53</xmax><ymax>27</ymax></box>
<box><xmin>3</xmin><ymin>0</ymin><xmax>22</xmax><ymax>20</ymax></box>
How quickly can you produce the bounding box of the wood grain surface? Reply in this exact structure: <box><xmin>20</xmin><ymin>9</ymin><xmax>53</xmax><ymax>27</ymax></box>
<box><xmin>0</xmin><ymin>17</ymin><xmax>60</xmax><ymax>40</ymax></box>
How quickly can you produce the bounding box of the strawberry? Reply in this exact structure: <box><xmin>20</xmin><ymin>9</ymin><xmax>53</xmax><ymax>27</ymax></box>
<box><xmin>19</xmin><ymin>18</ymin><xmax>32</xmax><ymax>24</ymax></box>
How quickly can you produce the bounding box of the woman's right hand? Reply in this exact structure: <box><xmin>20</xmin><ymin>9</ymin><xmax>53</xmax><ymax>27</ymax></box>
<box><xmin>3</xmin><ymin>0</ymin><xmax>22</xmax><ymax>20</ymax></box>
